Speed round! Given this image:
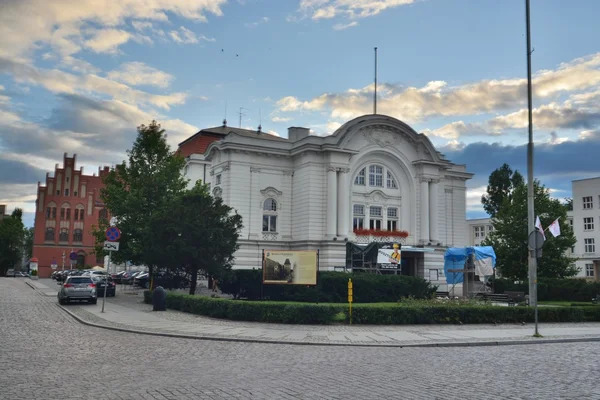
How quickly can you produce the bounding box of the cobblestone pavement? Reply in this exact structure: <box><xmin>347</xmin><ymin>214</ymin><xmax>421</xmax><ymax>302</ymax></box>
<box><xmin>3</xmin><ymin>278</ymin><xmax>600</xmax><ymax>400</ymax></box>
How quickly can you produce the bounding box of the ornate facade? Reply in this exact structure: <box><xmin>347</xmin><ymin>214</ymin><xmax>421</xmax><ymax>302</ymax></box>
<box><xmin>181</xmin><ymin>115</ymin><xmax>472</xmax><ymax>288</ymax></box>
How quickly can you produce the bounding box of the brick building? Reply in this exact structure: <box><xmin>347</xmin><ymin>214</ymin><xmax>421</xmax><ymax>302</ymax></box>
<box><xmin>32</xmin><ymin>153</ymin><xmax>110</xmax><ymax>278</ymax></box>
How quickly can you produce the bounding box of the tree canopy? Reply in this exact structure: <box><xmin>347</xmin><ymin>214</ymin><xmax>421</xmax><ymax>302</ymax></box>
<box><xmin>482</xmin><ymin>166</ymin><xmax>577</xmax><ymax>280</ymax></box>
<box><xmin>481</xmin><ymin>163</ymin><xmax>524</xmax><ymax>218</ymax></box>
<box><xmin>147</xmin><ymin>182</ymin><xmax>243</xmax><ymax>294</ymax></box>
<box><xmin>0</xmin><ymin>209</ymin><xmax>25</xmax><ymax>275</ymax></box>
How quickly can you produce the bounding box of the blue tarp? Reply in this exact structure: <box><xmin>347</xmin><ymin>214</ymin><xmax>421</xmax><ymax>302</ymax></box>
<box><xmin>443</xmin><ymin>246</ymin><xmax>496</xmax><ymax>284</ymax></box>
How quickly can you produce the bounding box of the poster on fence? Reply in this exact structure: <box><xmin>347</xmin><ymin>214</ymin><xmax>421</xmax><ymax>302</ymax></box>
<box><xmin>263</xmin><ymin>250</ymin><xmax>318</xmax><ymax>285</ymax></box>
<box><xmin>376</xmin><ymin>243</ymin><xmax>402</xmax><ymax>268</ymax></box>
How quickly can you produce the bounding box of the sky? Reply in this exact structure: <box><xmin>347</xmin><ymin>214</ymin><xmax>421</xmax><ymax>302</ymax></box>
<box><xmin>1</xmin><ymin>0</ymin><xmax>600</xmax><ymax>228</ymax></box>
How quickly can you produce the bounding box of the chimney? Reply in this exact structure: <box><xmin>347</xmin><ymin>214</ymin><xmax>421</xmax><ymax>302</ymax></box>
<box><xmin>288</xmin><ymin>127</ymin><xmax>310</xmax><ymax>142</ymax></box>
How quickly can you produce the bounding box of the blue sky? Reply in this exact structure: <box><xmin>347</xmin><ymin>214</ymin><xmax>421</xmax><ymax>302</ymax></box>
<box><xmin>1</xmin><ymin>0</ymin><xmax>600</xmax><ymax>227</ymax></box>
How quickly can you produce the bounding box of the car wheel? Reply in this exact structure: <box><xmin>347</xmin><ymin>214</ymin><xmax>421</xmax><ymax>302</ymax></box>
<box><xmin>89</xmin><ymin>298</ymin><xmax>97</xmax><ymax>305</ymax></box>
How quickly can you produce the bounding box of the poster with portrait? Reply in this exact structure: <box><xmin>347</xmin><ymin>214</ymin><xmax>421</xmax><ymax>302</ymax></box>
<box><xmin>263</xmin><ymin>250</ymin><xmax>318</xmax><ymax>285</ymax></box>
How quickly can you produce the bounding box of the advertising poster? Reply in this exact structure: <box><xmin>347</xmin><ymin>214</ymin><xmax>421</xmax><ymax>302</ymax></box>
<box><xmin>263</xmin><ymin>250</ymin><xmax>318</xmax><ymax>285</ymax></box>
<box><xmin>376</xmin><ymin>243</ymin><xmax>401</xmax><ymax>269</ymax></box>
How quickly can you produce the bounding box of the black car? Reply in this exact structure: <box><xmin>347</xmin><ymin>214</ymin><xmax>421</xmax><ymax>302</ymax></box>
<box><xmin>92</xmin><ymin>276</ymin><xmax>116</xmax><ymax>297</ymax></box>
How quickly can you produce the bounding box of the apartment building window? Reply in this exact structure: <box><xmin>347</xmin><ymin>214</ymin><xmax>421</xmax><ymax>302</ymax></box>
<box><xmin>65</xmin><ymin>189</ymin><xmax>69</xmax><ymax>196</ymax></box>
<box><xmin>586</xmin><ymin>264</ymin><xmax>595</xmax><ymax>277</ymax></box>
<box><xmin>216</xmin><ymin>174</ymin><xmax>221</xmax><ymax>185</ymax></box>
<box><xmin>368</xmin><ymin>165</ymin><xmax>383</xmax><ymax>187</ymax></box>
<box><xmin>584</xmin><ymin>238</ymin><xmax>595</xmax><ymax>253</ymax></box>
<box><xmin>583</xmin><ymin>196</ymin><xmax>593</xmax><ymax>209</ymax></box>
<box><xmin>584</xmin><ymin>217</ymin><xmax>594</xmax><ymax>231</ymax></box>
<box><xmin>369</xmin><ymin>206</ymin><xmax>383</xmax><ymax>229</ymax></box>
<box><xmin>353</xmin><ymin>205</ymin><xmax>365</xmax><ymax>230</ymax></box>
<box><xmin>474</xmin><ymin>226</ymin><xmax>484</xmax><ymax>238</ymax></box>
<box><xmin>387</xmin><ymin>207</ymin><xmax>398</xmax><ymax>231</ymax></box>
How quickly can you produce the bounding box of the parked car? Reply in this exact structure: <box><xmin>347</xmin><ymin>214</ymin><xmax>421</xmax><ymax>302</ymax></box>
<box><xmin>92</xmin><ymin>276</ymin><xmax>116</xmax><ymax>297</ymax></box>
<box><xmin>57</xmin><ymin>276</ymin><xmax>97</xmax><ymax>304</ymax></box>
<box><xmin>121</xmin><ymin>271</ymin><xmax>144</xmax><ymax>285</ymax></box>
<box><xmin>5</xmin><ymin>269</ymin><xmax>27</xmax><ymax>277</ymax></box>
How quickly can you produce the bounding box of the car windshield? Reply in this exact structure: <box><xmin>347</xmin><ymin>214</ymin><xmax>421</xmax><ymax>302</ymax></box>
<box><xmin>67</xmin><ymin>277</ymin><xmax>92</xmax><ymax>284</ymax></box>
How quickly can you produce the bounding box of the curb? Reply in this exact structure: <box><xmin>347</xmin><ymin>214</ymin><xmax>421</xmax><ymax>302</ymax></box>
<box><xmin>55</xmin><ymin>304</ymin><xmax>600</xmax><ymax>349</ymax></box>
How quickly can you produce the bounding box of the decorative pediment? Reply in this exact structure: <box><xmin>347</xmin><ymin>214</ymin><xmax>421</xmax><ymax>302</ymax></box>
<box><xmin>260</xmin><ymin>186</ymin><xmax>282</xmax><ymax>198</ymax></box>
<box><xmin>353</xmin><ymin>189</ymin><xmax>402</xmax><ymax>204</ymax></box>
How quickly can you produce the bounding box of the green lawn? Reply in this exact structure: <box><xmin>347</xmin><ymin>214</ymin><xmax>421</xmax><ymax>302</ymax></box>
<box><xmin>539</xmin><ymin>301</ymin><xmax>596</xmax><ymax>307</ymax></box>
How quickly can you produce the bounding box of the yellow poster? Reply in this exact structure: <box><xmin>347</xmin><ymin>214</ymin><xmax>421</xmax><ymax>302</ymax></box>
<box><xmin>263</xmin><ymin>250</ymin><xmax>318</xmax><ymax>285</ymax></box>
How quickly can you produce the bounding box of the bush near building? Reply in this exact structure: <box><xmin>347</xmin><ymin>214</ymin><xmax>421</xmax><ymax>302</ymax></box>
<box><xmin>492</xmin><ymin>278</ymin><xmax>600</xmax><ymax>302</ymax></box>
<box><xmin>218</xmin><ymin>270</ymin><xmax>436</xmax><ymax>302</ymax></box>
<box><xmin>143</xmin><ymin>291</ymin><xmax>600</xmax><ymax>325</ymax></box>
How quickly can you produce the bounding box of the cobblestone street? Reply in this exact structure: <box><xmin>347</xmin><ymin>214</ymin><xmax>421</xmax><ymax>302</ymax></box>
<box><xmin>2</xmin><ymin>278</ymin><xmax>600</xmax><ymax>400</ymax></box>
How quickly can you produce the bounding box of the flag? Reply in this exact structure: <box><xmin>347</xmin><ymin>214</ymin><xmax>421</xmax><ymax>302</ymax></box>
<box><xmin>548</xmin><ymin>218</ymin><xmax>561</xmax><ymax>237</ymax></box>
<box><xmin>535</xmin><ymin>216</ymin><xmax>546</xmax><ymax>240</ymax></box>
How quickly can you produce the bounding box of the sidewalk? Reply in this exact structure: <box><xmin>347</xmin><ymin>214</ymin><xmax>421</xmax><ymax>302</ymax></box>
<box><xmin>27</xmin><ymin>279</ymin><xmax>600</xmax><ymax>348</ymax></box>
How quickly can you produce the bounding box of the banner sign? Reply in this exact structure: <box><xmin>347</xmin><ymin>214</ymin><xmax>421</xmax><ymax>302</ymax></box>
<box><xmin>376</xmin><ymin>243</ymin><xmax>402</xmax><ymax>268</ymax></box>
<box><xmin>263</xmin><ymin>250</ymin><xmax>318</xmax><ymax>285</ymax></box>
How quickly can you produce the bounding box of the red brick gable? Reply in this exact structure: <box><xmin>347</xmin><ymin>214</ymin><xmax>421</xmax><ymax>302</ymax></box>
<box><xmin>178</xmin><ymin>133</ymin><xmax>223</xmax><ymax>157</ymax></box>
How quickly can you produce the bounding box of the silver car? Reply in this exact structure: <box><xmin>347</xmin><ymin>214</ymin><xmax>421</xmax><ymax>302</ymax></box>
<box><xmin>58</xmin><ymin>276</ymin><xmax>97</xmax><ymax>305</ymax></box>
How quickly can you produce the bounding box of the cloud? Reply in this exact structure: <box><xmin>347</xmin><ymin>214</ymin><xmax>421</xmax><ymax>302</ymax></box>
<box><xmin>298</xmin><ymin>0</ymin><xmax>416</xmax><ymax>21</ymax></box>
<box><xmin>107</xmin><ymin>62</ymin><xmax>174</xmax><ymax>89</ymax></box>
<box><xmin>0</xmin><ymin>0</ymin><xmax>226</xmax><ymax>60</ymax></box>
<box><xmin>245</xmin><ymin>17</ymin><xmax>269</xmax><ymax>28</ymax></box>
<box><xmin>271</xmin><ymin>116</ymin><xmax>292</xmax><ymax>123</ymax></box>
<box><xmin>274</xmin><ymin>52</ymin><xmax>600</xmax><ymax>124</ymax></box>
<box><xmin>333</xmin><ymin>21</ymin><xmax>358</xmax><ymax>30</ymax></box>
<box><xmin>169</xmin><ymin>26</ymin><xmax>215</xmax><ymax>44</ymax></box>
<box><xmin>85</xmin><ymin>29</ymin><xmax>132</xmax><ymax>53</ymax></box>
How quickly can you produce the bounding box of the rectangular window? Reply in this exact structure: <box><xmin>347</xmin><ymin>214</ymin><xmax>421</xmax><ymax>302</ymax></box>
<box><xmin>216</xmin><ymin>174</ymin><xmax>221</xmax><ymax>185</ymax></box>
<box><xmin>369</xmin><ymin>219</ymin><xmax>382</xmax><ymax>230</ymax></box>
<box><xmin>369</xmin><ymin>165</ymin><xmax>383</xmax><ymax>187</ymax></box>
<box><xmin>369</xmin><ymin>206</ymin><xmax>382</xmax><ymax>217</ymax></box>
<box><xmin>66</xmin><ymin>208</ymin><xmax>71</xmax><ymax>220</ymax></box>
<box><xmin>429</xmin><ymin>269</ymin><xmax>439</xmax><ymax>281</ymax></box>
<box><xmin>487</xmin><ymin>225</ymin><xmax>494</xmax><ymax>232</ymax></box>
<box><xmin>586</xmin><ymin>264</ymin><xmax>595</xmax><ymax>277</ymax></box>
<box><xmin>571</xmin><ymin>246</ymin><xmax>575</xmax><ymax>253</ymax></box>
<box><xmin>353</xmin><ymin>205</ymin><xmax>364</xmax><ymax>216</ymax></box>
<box><xmin>584</xmin><ymin>238</ymin><xmax>595</xmax><ymax>253</ymax></box>
<box><xmin>74</xmin><ymin>209</ymin><xmax>78</xmax><ymax>221</ymax></box>
<box><xmin>387</xmin><ymin>207</ymin><xmax>398</xmax><ymax>218</ymax></box>
<box><xmin>583</xmin><ymin>196</ymin><xmax>593</xmax><ymax>209</ymax></box>
<box><xmin>369</xmin><ymin>206</ymin><xmax>382</xmax><ymax>229</ymax></box>
<box><xmin>65</xmin><ymin>189</ymin><xmax>69</xmax><ymax>196</ymax></box>
<box><xmin>387</xmin><ymin>220</ymin><xmax>398</xmax><ymax>231</ymax></box>
<box><xmin>60</xmin><ymin>208</ymin><xmax>65</xmax><ymax>220</ymax></box>
<box><xmin>74</xmin><ymin>191</ymin><xmax>78</xmax><ymax>197</ymax></box>
<box><xmin>46</xmin><ymin>207</ymin><xmax>51</xmax><ymax>218</ymax></box>
<box><xmin>474</xmin><ymin>226</ymin><xmax>482</xmax><ymax>238</ymax></box>
<box><xmin>262</xmin><ymin>215</ymin><xmax>277</xmax><ymax>232</ymax></box>
<box><xmin>353</xmin><ymin>218</ymin><xmax>364</xmax><ymax>230</ymax></box>
<box><xmin>56</xmin><ymin>190</ymin><xmax>60</xmax><ymax>195</ymax></box>
<box><xmin>584</xmin><ymin>217</ymin><xmax>594</xmax><ymax>231</ymax></box>
<box><xmin>66</xmin><ymin>177</ymin><xmax>70</xmax><ymax>183</ymax></box>
<box><xmin>52</xmin><ymin>207</ymin><xmax>56</xmax><ymax>219</ymax></box>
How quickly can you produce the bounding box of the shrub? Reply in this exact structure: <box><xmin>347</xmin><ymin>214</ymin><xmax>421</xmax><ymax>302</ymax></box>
<box><xmin>492</xmin><ymin>277</ymin><xmax>600</xmax><ymax>302</ymax></box>
<box><xmin>31</xmin><ymin>270</ymin><xmax>38</xmax><ymax>276</ymax></box>
<box><xmin>142</xmin><ymin>291</ymin><xmax>600</xmax><ymax>324</ymax></box>
<box><xmin>219</xmin><ymin>270</ymin><xmax>436</xmax><ymax>302</ymax></box>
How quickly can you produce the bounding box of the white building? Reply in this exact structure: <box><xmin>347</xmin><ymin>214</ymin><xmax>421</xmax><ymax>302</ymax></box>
<box><xmin>465</xmin><ymin>218</ymin><xmax>495</xmax><ymax>246</ymax></box>
<box><xmin>179</xmin><ymin>114</ymin><xmax>472</xmax><ymax>289</ymax></box>
<box><xmin>570</xmin><ymin>177</ymin><xmax>600</xmax><ymax>281</ymax></box>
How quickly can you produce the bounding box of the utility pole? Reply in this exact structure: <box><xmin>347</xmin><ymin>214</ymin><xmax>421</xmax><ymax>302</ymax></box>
<box><xmin>525</xmin><ymin>0</ymin><xmax>539</xmax><ymax>336</ymax></box>
<box><xmin>374</xmin><ymin>47</ymin><xmax>378</xmax><ymax>114</ymax></box>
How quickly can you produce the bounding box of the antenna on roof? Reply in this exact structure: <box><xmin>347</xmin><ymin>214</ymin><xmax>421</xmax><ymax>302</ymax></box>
<box><xmin>238</xmin><ymin>107</ymin><xmax>249</xmax><ymax>128</ymax></box>
<box><xmin>374</xmin><ymin>46</ymin><xmax>378</xmax><ymax>115</ymax></box>
<box><xmin>223</xmin><ymin>101</ymin><xmax>228</xmax><ymax>126</ymax></box>
<box><xmin>258</xmin><ymin>108</ymin><xmax>262</xmax><ymax>133</ymax></box>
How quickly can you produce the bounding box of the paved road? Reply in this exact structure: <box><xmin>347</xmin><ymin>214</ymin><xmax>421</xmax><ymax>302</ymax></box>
<box><xmin>1</xmin><ymin>278</ymin><xmax>600</xmax><ymax>400</ymax></box>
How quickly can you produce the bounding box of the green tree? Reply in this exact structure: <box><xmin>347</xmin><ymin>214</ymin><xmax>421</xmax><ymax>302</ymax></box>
<box><xmin>564</xmin><ymin>197</ymin><xmax>573</xmax><ymax>211</ymax></box>
<box><xmin>148</xmin><ymin>183</ymin><xmax>243</xmax><ymax>294</ymax></box>
<box><xmin>23</xmin><ymin>227</ymin><xmax>34</xmax><ymax>261</ymax></box>
<box><xmin>0</xmin><ymin>208</ymin><xmax>25</xmax><ymax>275</ymax></box>
<box><xmin>481</xmin><ymin>163</ymin><xmax>524</xmax><ymax>218</ymax></box>
<box><xmin>482</xmin><ymin>179</ymin><xmax>577</xmax><ymax>280</ymax></box>
<box><xmin>92</xmin><ymin>121</ymin><xmax>188</xmax><ymax>280</ymax></box>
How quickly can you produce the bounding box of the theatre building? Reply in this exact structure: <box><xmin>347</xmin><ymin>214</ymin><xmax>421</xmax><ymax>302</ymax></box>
<box><xmin>180</xmin><ymin>114</ymin><xmax>472</xmax><ymax>288</ymax></box>
<box><xmin>32</xmin><ymin>153</ymin><xmax>110</xmax><ymax>278</ymax></box>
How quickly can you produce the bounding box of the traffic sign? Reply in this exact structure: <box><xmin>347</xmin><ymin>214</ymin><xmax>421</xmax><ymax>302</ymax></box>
<box><xmin>51</xmin><ymin>262</ymin><xmax>58</xmax><ymax>270</ymax></box>
<box><xmin>103</xmin><ymin>241</ymin><xmax>119</xmax><ymax>251</ymax></box>
<box><xmin>105</xmin><ymin>226</ymin><xmax>121</xmax><ymax>242</ymax></box>
<box><xmin>69</xmin><ymin>251</ymin><xmax>77</xmax><ymax>261</ymax></box>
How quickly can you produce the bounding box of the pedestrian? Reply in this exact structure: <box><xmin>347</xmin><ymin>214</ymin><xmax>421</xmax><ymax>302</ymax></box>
<box><xmin>212</xmin><ymin>278</ymin><xmax>218</xmax><ymax>293</ymax></box>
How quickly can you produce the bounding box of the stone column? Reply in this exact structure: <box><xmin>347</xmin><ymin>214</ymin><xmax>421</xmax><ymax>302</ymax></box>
<box><xmin>429</xmin><ymin>179</ymin><xmax>439</xmax><ymax>243</ymax></box>
<box><xmin>327</xmin><ymin>166</ymin><xmax>338</xmax><ymax>238</ymax></box>
<box><xmin>420</xmin><ymin>178</ymin><xmax>430</xmax><ymax>243</ymax></box>
<box><xmin>337</xmin><ymin>168</ymin><xmax>349</xmax><ymax>237</ymax></box>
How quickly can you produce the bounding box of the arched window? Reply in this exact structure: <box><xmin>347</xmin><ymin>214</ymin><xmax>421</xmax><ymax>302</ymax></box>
<box><xmin>76</xmin><ymin>251</ymin><xmax>86</xmax><ymax>267</ymax></box>
<box><xmin>59</xmin><ymin>228</ymin><xmax>69</xmax><ymax>242</ymax></box>
<box><xmin>74</xmin><ymin>204</ymin><xmax>85</xmax><ymax>221</ymax></box>
<box><xmin>387</xmin><ymin>171</ymin><xmax>397</xmax><ymax>189</ymax></box>
<box><xmin>46</xmin><ymin>202</ymin><xmax>57</xmax><ymax>219</ymax></box>
<box><xmin>60</xmin><ymin>203</ymin><xmax>70</xmax><ymax>220</ymax></box>
<box><xmin>45</xmin><ymin>227</ymin><xmax>55</xmax><ymax>241</ymax></box>
<box><xmin>354</xmin><ymin>168</ymin><xmax>366</xmax><ymax>185</ymax></box>
<box><xmin>73</xmin><ymin>229</ymin><xmax>83</xmax><ymax>242</ymax></box>
<box><xmin>369</xmin><ymin>165</ymin><xmax>383</xmax><ymax>187</ymax></box>
<box><xmin>262</xmin><ymin>199</ymin><xmax>277</xmax><ymax>232</ymax></box>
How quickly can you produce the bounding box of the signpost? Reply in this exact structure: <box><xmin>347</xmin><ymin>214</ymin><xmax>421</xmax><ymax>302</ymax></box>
<box><xmin>348</xmin><ymin>278</ymin><xmax>353</xmax><ymax>325</ymax></box>
<box><xmin>51</xmin><ymin>260</ymin><xmax>58</xmax><ymax>270</ymax></box>
<box><xmin>69</xmin><ymin>251</ymin><xmax>77</xmax><ymax>269</ymax></box>
<box><xmin>102</xmin><ymin>226</ymin><xmax>121</xmax><ymax>313</ymax></box>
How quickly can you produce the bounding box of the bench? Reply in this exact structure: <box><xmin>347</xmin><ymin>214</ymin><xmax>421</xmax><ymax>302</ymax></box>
<box><xmin>435</xmin><ymin>291</ymin><xmax>450</xmax><ymax>298</ymax></box>
<box><xmin>475</xmin><ymin>292</ymin><xmax>524</xmax><ymax>306</ymax></box>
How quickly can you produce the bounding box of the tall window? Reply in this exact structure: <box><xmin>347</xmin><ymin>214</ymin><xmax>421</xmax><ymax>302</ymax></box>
<box><xmin>73</xmin><ymin>229</ymin><xmax>83</xmax><ymax>242</ymax></box>
<box><xmin>386</xmin><ymin>172</ymin><xmax>397</xmax><ymax>189</ymax></box>
<box><xmin>262</xmin><ymin>198</ymin><xmax>277</xmax><ymax>232</ymax></box>
<box><xmin>474</xmin><ymin>226</ymin><xmax>485</xmax><ymax>238</ymax></box>
<box><xmin>584</xmin><ymin>217</ymin><xmax>594</xmax><ymax>231</ymax></box>
<box><xmin>583</xmin><ymin>196</ymin><xmax>593</xmax><ymax>209</ymax></box>
<box><xmin>60</xmin><ymin>204</ymin><xmax>70</xmax><ymax>220</ymax></box>
<box><xmin>59</xmin><ymin>228</ymin><xmax>69</xmax><ymax>242</ymax></box>
<box><xmin>354</xmin><ymin>168</ymin><xmax>365</xmax><ymax>185</ymax></box>
<box><xmin>65</xmin><ymin>189</ymin><xmax>69</xmax><ymax>196</ymax></box>
<box><xmin>369</xmin><ymin>206</ymin><xmax>382</xmax><ymax>230</ymax></box>
<box><xmin>46</xmin><ymin>203</ymin><xmax>57</xmax><ymax>219</ymax></box>
<box><xmin>585</xmin><ymin>238</ymin><xmax>595</xmax><ymax>253</ymax></box>
<box><xmin>353</xmin><ymin>205</ymin><xmax>365</xmax><ymax>230</ymax></box>
<box><xmin>368</xmin><ymin>165</ymin><xmax>383</xmax><ymax>187</ymax></box>
<box><xmin>99</xmin><ymin>208</ymin><xmax>108</xmax><ymax>221</ymax></box>
<box><xmin>74</xmin><ymin>206</ymin><xmax>85</xmax><ymax>221</ymax></box>
<box><xmin>586</xmin><ymin>263</ymin><xmax>595</xmax><ymax>277</ymax></box>
<box><xmin>45</xmin><ymin>227</ymin><xmax>55</xmax><ymax>241</ymax></box>
<box><xmin>387</xmin><ymin>207</ymin><xmax>398</xmax><ymax>231</ymax></box>
<box><xmin>66</xmin><ymin>208</ymin><xmax>71</xmax><ymax>220</ymax></box>
<box><xmin>216</xmin><ymin>174</ymin><xmax>222</xmax><ymax>185</ymax></box>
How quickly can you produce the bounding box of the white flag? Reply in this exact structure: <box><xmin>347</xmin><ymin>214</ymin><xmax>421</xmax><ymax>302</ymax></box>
<box><xmin>535</xmin><ymin>216</ymin><xmax>546</xmax><ymax>240</ymax></box>
<box><xmin>548</xmin><ymin>218</ymin><xmax>561</xmax><ymax>237</ymax></box>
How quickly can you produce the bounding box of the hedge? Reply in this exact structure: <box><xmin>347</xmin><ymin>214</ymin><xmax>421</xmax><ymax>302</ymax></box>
<box><xmin>144</xmin><ymin>291</ymin><xmax>600</xmax><ymax>325</ymax></box>
<box><xmin>218</xmin><ymin>269</ymin><xmax>436</xmax><ymax>303</ymax></box>
<box><xmin>492</xmin><ymin>278</ymin><xmax>600</xmax><ymax>302</ymax></box>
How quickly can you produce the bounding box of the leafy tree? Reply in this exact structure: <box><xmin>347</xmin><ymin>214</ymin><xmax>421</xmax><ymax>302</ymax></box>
<box><xmin>92</xmin><ymin>121</ymin><xmax>188</xmax><ymax>281</ymax></box>
<box><xmin>148</xmin><ymin>183</ymin><xmax>243</xmax><ymax>294</ymax></box>
<box><xmin>23</xmin><ymin>227</ymin><xmax>34</xmax><ymax>261</ymax></box>
<box><xmin>481</xmin><ymin>163</ymin><xmax>524</xmax><ymax>218</ymax></box>
<box><xmin>482</xmin><ymin>178</ymin><xmax>577</xmax><ymax>280</ymax></box>
<box><xmin>564</xmin><ymin>197</ymin><xmax>573</xmax><ymax>211</ymax></box>
<box><xmin>0</xmin><ymin>208</ymin><xmax>25</xmax><ymax>275</ymax></box>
